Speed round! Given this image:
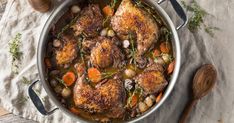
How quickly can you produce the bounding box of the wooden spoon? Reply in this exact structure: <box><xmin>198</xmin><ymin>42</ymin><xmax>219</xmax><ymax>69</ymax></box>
<box><xmin>28</xmin><ymin>0</ymin><xmax>52</xmax><ymax>13</ymax></box>
<box><xmin>179</xmin><ymin>64</ymin><xmax>217</xmax><ymax>123</ymax></box>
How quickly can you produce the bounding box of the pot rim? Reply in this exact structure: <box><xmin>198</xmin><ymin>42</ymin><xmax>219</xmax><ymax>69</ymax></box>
<box><xmin>37</xmin><ymin>0</ymin><xmax>181</xmax><ymax>122</ymax></box>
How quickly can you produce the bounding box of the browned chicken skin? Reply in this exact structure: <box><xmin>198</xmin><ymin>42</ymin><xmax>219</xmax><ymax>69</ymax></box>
<box><xmin>90</xmin><ymin>37</ymin><xmax>124</xmax><ymax>68</ymax></box>
<box><xmin>72</xmin><ymin>4</ymin><xmax>104</xmax><ymax>37</ymax></box>
<box><xmin>135</xmin><ymin>63</ymin><xmax>168</xmax><ymax>94</ymax></box>
<box><xmin>73</xmin><ymin>76</ymin><xmax>126</xmax><ymax>118</ymax></box>
<box><xmin>55</xmin><ymin>37</ymin><xmax>77</xmax><ymax>65</ymax></box>
<box><xmin>111</xmin><ymin>0</ymin><xmax>159</xmax><ymax>56</ymax></box>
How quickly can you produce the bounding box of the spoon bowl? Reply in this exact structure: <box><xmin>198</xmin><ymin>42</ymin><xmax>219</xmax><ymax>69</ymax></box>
<box><xmin>179</xmin><ymin>64</ymin><xmax>217</xmax><ymax>123</ymax></box>
<box><xmin>193</xmin><ymin>64</ymin><xmax>217</xmax><ymax>99</ymax></box>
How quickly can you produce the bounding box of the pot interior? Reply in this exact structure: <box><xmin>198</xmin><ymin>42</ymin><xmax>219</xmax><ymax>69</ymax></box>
<box><xmin>37</xmin><ymin>0</ymin><xmax>181</xmax><ymax>122</ymax></box>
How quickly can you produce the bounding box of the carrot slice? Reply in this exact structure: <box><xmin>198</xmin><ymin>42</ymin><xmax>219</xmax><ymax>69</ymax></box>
<box><xmin>160</xmin><ymin>42</ymin><xmax>171</xmax><ymax>53</ymax></box>
<box><xmin>102</xmin><ymin>5</ymin><xmax>114</xmax><ymax>16</ymax></box>
<box><xmin>153</xmin><ymin>49</ymin><xmax>161</xmax><ymax>57</ymax></box>
<box><xmin>62</xmin><ymin>71</ymin><xmax>76</xmax><ymax>86</ymax></box>
<box><xmin>130</xmin><ymin>94</ymin><xmax>138</xmax><ymax>107</ymax></box>
<box><xmin>88</xmin><ymin>68</ymin><xmax>102</xmax><ymax>83</ymax></box>
<box><xmin>167</xmin><ymin>60</ymin><xmax>175</xmax><ymax>74</ymax></box>
<box><xmin>156</xmin><ymin>92</ymin><xmax>163</xmax><ymax>103</ymax></box>
<box><xmin>70</xmin><ymin>107</ymin><xmax>80</xmax><ymax>115</ymax></box>
<box><xmin>44</xmin><ymin>58</ymin><xmax>52</xmax><ymax>68</ymax></box>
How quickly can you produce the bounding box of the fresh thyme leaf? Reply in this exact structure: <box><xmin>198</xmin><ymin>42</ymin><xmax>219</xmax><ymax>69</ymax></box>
<box><xmin>182</xmin><ymin>0</ymin><xmax>220</xmax><ymax>37</ymax></box>
<box><xmin>16</xmin><ymin>96</ymin><xmax>28</xmax><ymax>105</ymax></box>
<box><xmin>102</xmin><ymin>16</ymin><xmax>111</xmax><ymax>27</ymax></box>
<box><xmin>182</xmin><ymin>0</ymin><xmax>207</xmax><ymax>32</ymax></box>
<box><xmin>57</xmin><ymin>14</ymin><xmax>80</xmax><ymax>39</ymax></box>
<box><xmin>205</xmin><ymin>26</ymin><xmax>220</xmax><ymax>37</ymax></box>
<box><xmin>160</xmin><ymin>27</ymin><xmax>171</xmax><ymax>41</ymax></box>
<box><xmin>55</xmin><ymin>77</ymin><xmax>67</xmax><ymax>87</ymax></box>
<box><xmin>102</xmin><ymin>71</ymin><xmax>118</xmax><ymax>79</ymax></box>
<box><xmin>9</xmin><ymin>33</ymin><xmax>22</xmax><ymax>74</ymax></box>
<box><xmin>22</xmin><ymin>76</ymin><xmax>31</xmax><ymax>85</ymax></box>
<box><xmin>129</xmin><ymin>33</ymin><xmax>137</xmax><ymax>65</ymax></box>
<box><xmin>111</xmin><ymin>0</ymin><xmax>118</xmax><ymax>8</ymax></box>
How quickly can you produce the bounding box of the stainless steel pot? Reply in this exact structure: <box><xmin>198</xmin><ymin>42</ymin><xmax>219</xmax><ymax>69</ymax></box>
<box><xmin>28</xmin><ymin>0</ymin><xmax>187</xmax><ymax>122</ymax></box>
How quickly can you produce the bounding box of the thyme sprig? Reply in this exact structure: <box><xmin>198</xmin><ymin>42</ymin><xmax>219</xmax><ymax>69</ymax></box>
<box><xmin>102</xmin><ymin>71</ymin><xmax>118</xmax><ymax>79</ymax></box>
<box><xmin>22</xmin><ymin>76</ymin><xmax>31</xmax><ymax>85</ymax></box>
<box><xmin>110</xmin><ymin>0</ymin><xmax>118</xmax><ymax>9</ymax></box>
<box><xmin>57</xmin><ymin>14</ymin><xmax>80</xmax><ymax>39</ymax></box>
<box><xmin>55</xmin><ymin>77</ymin><xmax>68</xmax><ymax>88</ymax></box>
<box><xmin>129</xmin><ymin>33</ymin><xmax>137</xmax><ymax>65</ymax></box>
<box><xmin>181</xmin><ymin>0</ymin><xmax>220</xmax><ymax>37</ymax></box>
<box><xmin>9</xmin><ymin>33</ymin><xmax>22</xmax><ymax>74</ymax></box>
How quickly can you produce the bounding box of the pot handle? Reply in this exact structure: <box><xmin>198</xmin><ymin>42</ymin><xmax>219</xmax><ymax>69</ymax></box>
<box><xmin>28</xmin><ymin>80</ymin><xmax>58</xmax><ymax>115</ymax></box>
<box><xmin>158</xmin><ymin>0</ymin><xmax>188</xmax><ymax>30</ymax></box>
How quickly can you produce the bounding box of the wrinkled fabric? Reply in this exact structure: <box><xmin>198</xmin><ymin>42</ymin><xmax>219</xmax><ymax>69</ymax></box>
<box><xmin>0</xmin><ymin>0</ymin><xmax>233</xmax><ymax>123</ymax></box>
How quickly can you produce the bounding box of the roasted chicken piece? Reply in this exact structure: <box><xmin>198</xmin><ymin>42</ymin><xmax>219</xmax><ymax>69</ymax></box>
<box><xmin>73</xmin><ymin>76</ymin><xmax>126</xmax><ymax>118</ymax></box>
<box><xmin>90</xmin><ymin>37</ymin><xmax>124</xmax><ymax>68</ymax></box>
<box><xmin>72</xmin><ymin>4</ymin><xmax>104</xmax><ymax>37</ymax></box>
<box><xmin>135</xmin><ymin>63</ymin><xmax>168</xmax><ymax>94</ymax></box>
<box><xmin>55</xmin><ymin>37</ymin><xmax>77</xmax><ymax>65</ymax></box>
<box><xmin>111</xmin><ymin>0</ymin><xmax>159</xmax><ymax>56</ymax></box>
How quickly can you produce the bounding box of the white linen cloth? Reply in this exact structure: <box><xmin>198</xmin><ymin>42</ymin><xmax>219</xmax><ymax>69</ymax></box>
<box><xmin>0</xmin><ymin>0</ymin><xmax>234</xmax><ymax>123</ymax></box>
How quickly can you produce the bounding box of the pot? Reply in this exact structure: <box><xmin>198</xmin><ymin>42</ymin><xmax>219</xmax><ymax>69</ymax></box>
<box><xmin>28</xmin><ymin>0</ymin><xmax>187</xmax><ymax>122</ymax></box>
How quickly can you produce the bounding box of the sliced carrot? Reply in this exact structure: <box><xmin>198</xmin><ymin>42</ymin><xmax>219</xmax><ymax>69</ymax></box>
<box><xmin>44</xmin><ymin>58</ymin><xmax>52</xmax><ymax>68</ymax></box>
<box><xmin>88</xmin><ymin>68</ymin><xmax>102</xmax><ymax>83</ymax></box>
<box><xmin>70</xmin><ymin>107</ymin><xmax>80</xmax><ymax>115</ymax></box>
<box><xmin>156</xmin><ymin>92</ymin><xmax>163</xmax><ymax>103</ymax></box>
<box><xmin>160</xmin><ymin>42</ymin><xmax>171</xmax><ymax>53</ymax></box>
<box><xmin>130</xmin><ymin>94</ymin><xmax>138</xmax><ymax>107</ymax></box>
<box><xmin>167</xmin><ymin>60</ymin><xmax>175</xmax><ymax>74</ymax></box>
<box><xmin>102</xmin><ymin>5</ymin><xmax>114</xmax><ymax>16</ymax></box>
<box><xmin>153</xmin><ymin>49</ymin><xmax>161</xmax><ymax>57</ymax></box>
<box><xmin>62</xmin><ymin>71</ymin><xmax>76</xmax><ymax>86</ymax></box>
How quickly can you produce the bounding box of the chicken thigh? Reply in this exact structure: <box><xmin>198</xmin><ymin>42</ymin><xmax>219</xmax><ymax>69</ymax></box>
<box><xmin>73</xmin><ymin>76</ymin><xmax>126</xmax><ymax>118</ymax></box>
<box><xmin>55</xmin><ymin>36</ymin><xmax>77</xmax><ymax>65</ymax></box>
<box><xmin>135</xmin><ymin>63</ymin><xmax>168</xmax><ymax>94</ymax></box>
<box><xmin>90</xmin><ymin>37</ymin><xmax>124</xmax><ymax>68</ymax></box>
<box><xmin>72</xmin><ymin>4</ymin><xmax>104</xmax><ymax>37</ymax></box>
<box><xmin>111</xmin><ymin>0</ymin><xmax>159</xmax><ymax>56</ymax></box>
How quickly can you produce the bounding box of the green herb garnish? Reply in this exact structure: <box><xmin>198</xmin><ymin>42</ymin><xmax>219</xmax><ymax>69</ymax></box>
<box><xmin>181</xmin><ymin>0</ymin><xmax>207</xmax><ymax>32</ymax></box>
<box><xmin>16</xmin><ymin>96</ymin><xmax>28</xmax><ymax>105</ymax></box>
<box><xmin>9</xmin><ymin>33</ymin><xmax>22</xmax><ymax>74</ymax></box>
<box><xmin>102</xmin><ymin>71</ymin><xmax>118</xmax><ymax>79</ymax></box>
<box><xmin>55</xmin><ymin>77</ymin><xmax>67</xmax><ymax>88</ymax></box>
<box><xmin>182</xmin><ymin>0</ymin><xmax>220</xmax><ymax>37</ymax></box>
<box><xmin>129</xmin><ymin>33</ymin><xmax>137</xmax><ymax>65</ymax></box>
<box><xmin>126</xmin><ymin>86</ymin><xmax>143</xmax><ymax>108</ymax></box>
<box><xmin>57</xmin><ymin>14</ymin><xmax>80</xmax><ymax>39</ymax></box>
<box><xmin>205</xmin><ymin>26</ymin><xmax>220</xmax><ymax>37</ymax></box>
<box><xmin>22</xmin><ymin>76</ymin><xmax>31</xmax><ymax>85</ymax></box>
<box><xmin>110</xmin><ymin>0</ymin><xmax>118</xmax><ymax>9</ymax></box>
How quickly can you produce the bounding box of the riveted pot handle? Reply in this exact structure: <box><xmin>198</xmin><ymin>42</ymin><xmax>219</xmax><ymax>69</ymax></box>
<box><xmin>28</xmin><ymin>80</ymin><xmax>58</xmax><ymax>115</ymax></box>
<box><xmin>158</xmin><ymin>0</ymin><xmax>188</xmax><ymax>30</ymax></box>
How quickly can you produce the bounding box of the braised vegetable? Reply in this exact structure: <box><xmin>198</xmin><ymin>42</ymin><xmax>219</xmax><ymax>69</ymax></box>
<box><xmin>102</xmin><ymin>5</ymin><xmax>114</xmax><ymax>16</ymax></box>
<box><xmin>62</xmin><ymin>71</ymin><xmax>76</xmax><ymax>86</ymax></box>
<box><xmin>156</xmin><ymin>92</ymin><xmax>163</xmax><ymax>103</ymax></box>
<box><xmin>88</xmin><ymin>68</ymin><xmax>102</xmax><ymax>83</ymax></box>
<box><xmin>167</xmin><ymin>60</ymin><xmax>175</xmax><ymax>74</ymax></box>
<box><xmin>61</xmin><ymin>87</ymin><xmax>72</xmax><ymax>98</ymax></box>
<box><xmin>160</xmin><ymin>42</ymin><xmax>171</xmax><ymax>53</ymax></box>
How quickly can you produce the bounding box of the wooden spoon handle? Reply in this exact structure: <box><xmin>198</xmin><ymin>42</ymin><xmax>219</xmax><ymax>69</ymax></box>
<box><xmin>179</xmin><ymin>99</ymin><xmax>198</xmax><ymax>123</ymax></box>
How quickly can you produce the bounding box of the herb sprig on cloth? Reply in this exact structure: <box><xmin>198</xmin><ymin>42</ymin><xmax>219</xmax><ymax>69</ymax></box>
<box><xmin>9</xmin><ymin>33</ymin><xmax>22</xmax><ymax>74</ymax></box>
<box><xmin>181</xmin><ymin>0</ymin><xmax>220</xmax><ymax>37</ymax></box>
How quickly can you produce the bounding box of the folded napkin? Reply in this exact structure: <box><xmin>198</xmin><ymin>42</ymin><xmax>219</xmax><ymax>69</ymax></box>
<box><xmin>0</xmin><ymin>0</ymin><xmax>233</xmax><ymax>123</ymax></box>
